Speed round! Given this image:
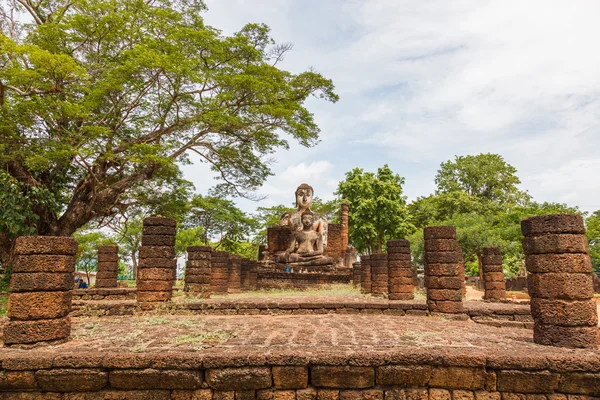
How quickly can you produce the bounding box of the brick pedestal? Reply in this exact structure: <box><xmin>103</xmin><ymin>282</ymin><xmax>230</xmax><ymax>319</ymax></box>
<box><xmin>240</xmin><ymin>258</ymin><xmax>251</xmax><ymax>291</ymax></box>
<box><xmin>387</xmin><ymin>240</ymin><xmax>413</xmax><ymax>300</ymax></box>
<box><xmin>228</xmin><ymin>255</ymin><xmax>242</xmax><ymax>293</ymax></box>
<box><xmin>522</xmin><ymin>214</ymin><xmax>599</xmax><ymax>348</ymax></box>
<box><xmin>185</xmin><ymin>246</ymin><xmax>211</xmax><ymax>298</ymax></box>
<box><xmin>370</xmin><ymin>254</ymin><xmax>388</xmax><ymax>297</ymax></box>
<box><xmin>4</xmin><ymin>236</ymin><xmax>77</xmax><ymax>345</ymax></box>
<box><xmin>360</xmin><ymin>255</ymin><xmax>372</xmax><ymax>295</ymax></box>
<box><xmin>352</xmin><ymin>262</ymin><xmax>361</xmax><ymax>288</ymax></box>
<box><xmin>211</xmin><ymin>251</ymin><xmax>229</xmax><ymax>294</ymax></box>
<box><xmin>95</xmin><ymin>245</ymin><xmax>118</xmax><ymax>288</ymax></box>
<box><xmin>481</xmin><ymin>246</ymin><xmax>506</xmax><ymax>301</ymax></box>
<box><xmin>137</xmin><ymin>217</ymin><xmax>176</xmax><ymax>303</ymax></box>
<box><xmin>424</xmin><ymin>226</ymin><xmax>464</xmax><ymax>314</ymax></box>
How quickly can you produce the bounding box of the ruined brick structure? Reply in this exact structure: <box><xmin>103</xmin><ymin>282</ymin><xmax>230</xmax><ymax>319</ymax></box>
<box><xmin>227</xmin><ymin>254</ymin><xmax>242</xmax><ymax>294</ymax></box>
<box><xmin>424</xmin><ymin>226</ymin><xmax>464</xmax><ymax>314</ymax></box>
<box><xmin>522</xmin><ymin>214</ymin><xmax>600</xmax><ymax>348</ymax></box>
<box><xmin>267</xmin><ymin>226</ymin><xmax>291</xmax><ymax>255</ymax></box>
<box><xmin>352</xmin><ymin>261</ymin><xmax>361</xmax><ymax>287</ymax></box>
<box><xmin>184</xmin><ymin>246</ymin><xmax>212</xmax><ymax>298</ymax></box>
<box><xmin>323</xmin><ymin>223</ymin><xmax>343</xmax><ymax>262</ymax></box>
<box><xmin>210</xmin><ymin>250</ymin><xmax>229</xmax><ymax>294</ymax></box>
<box><xmin>387</xmin><ymin>240</ymin><xmax>414</xmax><ymax>300</ymax></box>
<box><xmin>458</xmin><ymin>246</ymin><xmax>466</xmax><ymax>297</ymax></box>
<box><xmin>249</xmin><ymin>260</ymin><xmax>258</xmax><ymax>290</ymax></box>
<box><xmin>4</xmin><ymin>236</ymin><xmax>77</xmax><ymax>345</ymax></box>
<box><xmin>360</xmin><ymin>255</ymin><xmax>372</xmax><ymax>294</ymax></box>
<box><xmin>481</xmin><ymin>246</ymin><xmax>507</xmax><ymax>301</ymax></box>
<box><xmin>136</xmin><ymin>217</ymin><xmax>176</xmax><ymax>303</ymax></box>
<box><xmin>370</xmin><ymin>253</ymin><xmax>388</xmax><ymax>297</ymax></box>
<box><xmin>258</xmin><ymin>245</ymin><xmax>266</xmax><ymax>261</ymax></box>
<box><xmin>240</xmin><ymin>258</ymin><xmax>251</xmax><ymax>291</ymax></box>
<box><xmin>341</xmin><ymin>202</ymin><xmax>349</xmax><ymax>250</ymax></box>
<box><xmin>95</xmin><ymin>245</ymin><xmax>118</xmax><ymax>288</ymax></box>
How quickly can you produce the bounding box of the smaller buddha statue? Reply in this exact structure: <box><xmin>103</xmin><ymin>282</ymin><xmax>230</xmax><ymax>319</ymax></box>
<box><xmin>280</xmin><ymin>210</ymin><xmax>325</xmax><ymax>263</ymax></box>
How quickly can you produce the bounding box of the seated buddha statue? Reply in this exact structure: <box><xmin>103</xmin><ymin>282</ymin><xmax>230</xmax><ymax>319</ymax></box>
<box><xmin>277</xmin><ymin>184</ymin><xmax>333</xmax><ymax>267</ymax></box>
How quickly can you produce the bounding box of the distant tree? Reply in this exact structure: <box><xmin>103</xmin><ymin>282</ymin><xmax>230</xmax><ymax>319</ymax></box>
<box><xmin>336</xmin><ymin>165</ymin><xmax>414</xmax><ymax>254</ymax></box>
<box><xmin>435</xmin><ymin>153</ymin><xmax>529</xmax><ymax>207</ymax></box>
<box><xmin>73</xmin><ymin>230</ymin><xmax>114</xmax><ymax>285</ymax></box>
<box><xmin>185</xmin><ymin>194</ymin><xmax>257</xmax><ymax>249</ymax></box>
<box><xmin>0</xmin><ymin>0</ymin><xmax>337</xmax><ymax>276</ymax></box>
<box><xmin>175</xmin><ymin>226</ymin><xmax>204</xmax><ymax>257</ymax></box>
<box><xmin>585</xmin><ymin>211</ymin><xmax>600</xmax><ymax>272</ymax></box>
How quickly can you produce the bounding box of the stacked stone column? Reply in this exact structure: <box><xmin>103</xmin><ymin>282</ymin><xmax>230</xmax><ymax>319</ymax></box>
<box><xmin>370</xmin><ymin>254</ymin><xmax>388</xmax><ymax>297</ymax></box>
<box><xmin>360</xmin><ymin>255</ymin><xmax>372</xmax><ymax>295</ymax></box>
<box><xmin>211</xmin><ymin>250</ymin><xmax>229</xmax><ymax>294</ymax></box>
<box><xmin>481</xmin><ymin>246</ymin><xmax>506</xmax><ymax>301</ymax></box>
<box><xmin>240</xmin><ymin>258</ymin><xmax>251</xmax><ymax>291</ymax></box>
<box><xmin>458</xmin><ymin>246</ymin><xmax>467</xmax><ymax>297</ymax></box>
<box><xmin>137</xmin><ymin>217</ymin><xmax>176</xmax><ymax>303</ymax></box>
<box><xmin>228</xmin><ymin>254</ymin><xmax>242</xmax><ymax>293</ymax></box>
<box><xmin>95</xmin><ymin>245</ymin><xmax>119</xmax><ymax>288</ymax></box>
<box><xmin>4</xmin><ymin>236</ymin><xmax>77</xmax><ymax>346</ymax></box>
<box><xmin>424</xmin><ymin>226</ymin><xmax>464</xmax><ymax>314</ymax></box>
<box><xmin>387</xmin><ymin>240</ymin><xmax>414</xmax><ymax>300</ymax></box>
<box><xmin>522</xmin><ymin>214</ymin><xmax>599</xmax><ymax>348</ymax></box>
<box><xmin>249</xmin><ymin>260</ymin><xmax>258</xmax><ymax>291</ymax></box>
<box><xmin>184</xmin><ymin>246</ymin><xmax>212</xmax><ymax>298</ymax></box>
<box><xmin>352</xmin><ymin>262</ymin><xmax>362</xmax><ymax>288</ymax></box>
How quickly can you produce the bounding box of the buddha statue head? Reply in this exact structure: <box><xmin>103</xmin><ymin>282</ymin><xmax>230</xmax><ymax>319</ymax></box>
<box><xmin>300</xmin><ymin>209</ymin><xmax>315</xmax><ymax>230</ymax></box>
<box><xmin>295</xmin><ymin>183</ymin><xmax>314</xmax><ymax>210</ymax></box>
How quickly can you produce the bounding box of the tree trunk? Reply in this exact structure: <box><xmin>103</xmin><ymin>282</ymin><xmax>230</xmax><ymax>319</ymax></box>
<box><xmin>131</xmin><ymin>249</ymin><xmax>138</xmax><ymax>283</ymax></box>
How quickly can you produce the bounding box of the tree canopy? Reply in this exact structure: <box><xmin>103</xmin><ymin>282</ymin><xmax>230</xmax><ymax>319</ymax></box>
<box><xmin>0</xmin><ymin>0</ymin><xmax>337</xmax><ymax>269</ymax></box>
<box><xmin>336</xmin><ymin>164</ymin><xmax>414</xmax><ymax>254</ymax></box>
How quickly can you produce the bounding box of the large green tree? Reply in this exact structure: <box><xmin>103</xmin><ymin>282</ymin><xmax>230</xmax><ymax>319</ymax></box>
<box><xmin>0</xmin><ymin>0</ymin><xmax>337</xmax><ymax>270</ymax></box>
<box><xmin>336</xmin><ymin>164</ymin><xmax>414</xmax><ymax>254</ymax></box>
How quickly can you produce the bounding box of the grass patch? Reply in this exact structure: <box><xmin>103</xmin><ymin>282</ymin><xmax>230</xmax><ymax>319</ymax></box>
<box><xmin>0</xmin><ymin>292</ymin><xmax>8</xmax><ymax>317</ymax></box>
<box><xmin>209</xmin><ymin>283</ymin><xmax>362</xmax><ymax>299</ymax></box>
<box><xmin>171</xmin><ymin>330</ymin><xmax>235</xmax><ymax>349</ymax></box>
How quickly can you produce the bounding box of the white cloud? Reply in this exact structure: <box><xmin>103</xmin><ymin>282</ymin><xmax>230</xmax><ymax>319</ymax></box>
<box><xmin>186</xmin><ymin>0</ymin><xmax>600</xmax><ymax>214</ymax></box>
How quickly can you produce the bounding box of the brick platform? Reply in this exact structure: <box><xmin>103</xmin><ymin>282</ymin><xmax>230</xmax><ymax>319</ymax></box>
<box><xmin>73</xmin><ymin>288</ymin><xmax>136</xmax><ymax>301</ymax></box>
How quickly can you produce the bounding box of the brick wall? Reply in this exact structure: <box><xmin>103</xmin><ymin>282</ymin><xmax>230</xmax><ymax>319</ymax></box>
<box><xmin>257</xmin><ymin>272</ymin><xmax>351</xmax><ymax>290</ymax></box>
<box><xmin>2</xmin><ymin>349</ymin><xmax>600</xmax><ymax>397</ymax></box>
<box><xmin>267</xmin><ymin>226</ymin><xmax>292</xmax><ymax>254</ymax></box>
<box><xmin>324</xmin><ymin>223</ymin><xmax>343</xmax><ymax>262</ymax></box>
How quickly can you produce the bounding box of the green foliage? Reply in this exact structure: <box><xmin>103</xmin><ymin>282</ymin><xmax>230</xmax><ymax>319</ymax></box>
<box><xmin>0</xmin><ymin>0</ymin><xmax>337</xmax><ymax>267</ymax></box>
<box><xmin>73</xmin><ymin>230</ymin><xmax>114</xmax><ymax>283</ymax></box>
<box><xmin>175</xmin><ymin>226</ymin><xmax>203</xmax><ymax>257</ymax></box>
<box><xmin>336</xmin><ymin>164</ymin><xmax>414</xmax><ymax>254</ymax></box>
<box><xmin>185</xmin><ymin>194</ymin><xmax>257</xmax><ymax>249</ymax></box>
<box><xmin>586</xmin><ymin>210</ymin><xmax>600</xmax><ymax>271</ymax></box>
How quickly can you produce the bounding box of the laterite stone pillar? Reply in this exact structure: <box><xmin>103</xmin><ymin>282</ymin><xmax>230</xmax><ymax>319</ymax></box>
<box><xmin>211</xmin><ymin>250</ymin><xmax>229</xmax><ymax>294</ymax></box>
<box><xmin>522</xmin><ymin>214</ymin><xmax>599</xmax><ymax>348</ymax></box>
<box><xmin>424</xmin><ymin>226</ymin><xmax>464</xmax><ymax>314</ymax></box>
<box><xmin>458</xmin><ymin>246</ymin><xmax>466</xmax><ymax>297</ymax></box>
<box><xmin>4</xmin><ymin>236</ymin><xmax>77</xmax><ymax>346</ymax></box>
<box><xmin>137</xmin><ymin>217</ymin><xmax>176</xmax><ymax>303</ymax></box>
<box><xmin>360</xmin><ymin>255</ymin><xmax>372</xmax><ymax>295</ymax></box>
<box><xmin>184</xmin><ymin>246</ymin><xmax>211</xmax><ymax>298</ymax></box>
<box><xmin>95</xmin><ymin>245</ymin><xmax>118</xmax><ymax>288</ymax></box>
<box><xmin>249</xmin><ymin>260</ymin><xmax>258</xmax><ymax>291</ymax></box>
<box><xmin>370</xmin><ymin>254</ymin><xmax>388</xmax><ymax>297</ymax></box>
<box><xmin>228</xmin><ymin>254</ymin><xmax>242</xmax><ymax>294</ymax></box>
<box><xmin>481</xmin><ymin>246</ymin><xmax>506</xmax><ymax>301</ymax></box>
<box><xmin>240</xmin><ymin>258</ymin><xmax>251</xmax><ymax>291</ymax></box>
<box><xmin>352</xmin><ymin>262</ymin><xmax>362</xmax><ymax>288</ymax></box>
<box><xmin>387</xmin><ymin>240</ymin><xmax>414</xmax><ymax>300</ymax></box>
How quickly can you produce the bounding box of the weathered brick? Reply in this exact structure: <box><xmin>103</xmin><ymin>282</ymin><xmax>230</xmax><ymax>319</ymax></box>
<box><xmin>10</xmin><ymin>272</ymin><xmax>73</xmax><ymax>292</ymax></box>
<box><xmin>384</xmin><ymin>389</ymin><xmax>406</xmax><ymax>400</ymax></box>
<box><xmin>453</xmin><ymin>391</ymin><xmax>475</xmax><ymax>400</ymax></box>
<box><xmin>501</xmin><ymin>394</ymin><xmax>525</xmax><ymax>400</ymax></box>
<box><xmin>273</xmin><ymin>390</ymin><xmax>296</xmax><ymax>400</ymax></box>
<box><xmin>429</xmin><ymin>367</ymin><xmax>486</xmax><ymax>390</ymax></box>
<box><xmin>14</xmin><ymin>254</ymin><xmax>75</xmax><ymax>273</ymax></box>
<box><xmin>522</xmin><ymin>234</ymin><xmax>588</xmax><ymax>255</ymax></box>
<box><xmin>429</xmin><ymin>389</ymin><xmax>451</xmax><ymax>400</ymax></box>
<box><xmin>206</xmin><ymin>367</ymin><xmax>272</xmax><ymax>391</ymax></box>
<box><xmin>0</xmin><ymin>370</ymin><xmax>37</xmax><ymax>390</ymax></box>
<box><xmin>317</xmin><ymin>390</ymin><xmax>340</xmax><ymax>400</ymax></box>
<box><xmin>236</xmin><ymin>390</ymin><xmax>258</xmax><ymax>400</ymax></box>
<box><xmin>528</xmin><ymin>273</ymin><xmax>593</xmax><ymax>300</ymax></box>
<box><xmin>272</xmin><ymin>366</ymin><xmax>308</xmax><ymax>389</ymax></box>
<box><xmin>311</xmin><ymin>366</ymin><xmax>374</xmax><ymax>389</ymax></box>
<box><xmin>558</xmin><ymin>373</ymin><xmax>600</xmax><ymax>396</ymax></box>
<box><xmin>525</xmin><ymin>254</ymin><xmax>592</xmax><ymax>274</ymax></box>
<box><xmin>521</xmin><ymin>214</ymin><xmax>585</xmax><ymax>236</ymax></box>
<box><xmin>297</xmin><ymin>388</ymin><xmax>318</xmax><ymax>400</ymax></box>
<box><xmin>8</xmin><ymin>291</ymin><xmax>71</xmax><ymax>320</ymax></box>
<box><xmin>171</xmin><ymin>389</ymin><xmax>213</xmax><ymax>400</ymax></box>
<box><xmin>424</xmin><ymin>226</ymin><xmax>456</xmax><ymax>240</ymax></box>
<box><xmin>474</xmin><ymin>392</ymin><xmax>501</xmax><ymax>400</ymax></box>
<box><xmin>143</xmin><ymin>217</ymin><xmax>176</xmax><ymax>227</ymax></box>
<box><xmin>15</xmin><ymin>236</ymin><xmax>78</xmax><ymax>255</ymax></box>
<box><xmin>109</xmin><ymin>369</ymin><xmax>202</xmax><ymax>390</ymax></box>
<box><xmin>36</xmin><ymin>369</ymin><xmax>107</xmax><ymax>392</ymax></box>
<box><xmin>3</xmin><ymin>316</ymin><xmax>71</xmax><ymax>344</ymax></box>
<box><xmin>496</xmin><ymin>371</ymin><xmax>559</xmax><ymax>394</ymax></box>
<box><xmin>214</xmin><ymin>391</ymin><xmax>235</xmax><ymax>400</ymax></box>
<box><xmin>340</xmin><ymin>389</ymin><xmax>384</xmax><ymax>400</ymax></box>
<box><xmin>405</xmin><ymin>388</ymin><xmax>428</xmax><ymax>400</ymax></box>
<box><xmin>376</xmin><ymin>365</ymin><xmax>431</xmax><ymax>386</ymax></box>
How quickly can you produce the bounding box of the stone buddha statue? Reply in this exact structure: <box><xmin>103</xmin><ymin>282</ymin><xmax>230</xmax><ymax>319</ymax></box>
<box><xmin>277</xmin><ymin>184</ymin><xmax>333</xmax><ymax>267</ymax></box>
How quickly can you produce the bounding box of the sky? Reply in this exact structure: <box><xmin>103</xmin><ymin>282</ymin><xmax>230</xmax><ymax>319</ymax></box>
<box><xmin>181</xmin><ymin>0</ymin><xmax>600</xmax><ymax>214</ymax></box>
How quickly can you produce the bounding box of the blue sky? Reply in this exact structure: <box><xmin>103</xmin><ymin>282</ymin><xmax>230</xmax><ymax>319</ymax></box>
<box><xmin>182</xmin><ymin>0</ymin><xmax>600</xmax><ymax>213</ymax></box>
